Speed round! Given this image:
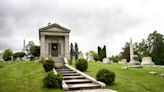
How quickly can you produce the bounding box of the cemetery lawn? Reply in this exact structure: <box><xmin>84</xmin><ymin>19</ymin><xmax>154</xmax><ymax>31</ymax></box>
<box><xmin>0</xmin><ymin>61</ymin><xmax>164</xmax><ymax>92</ymax></box>
<box><xmin>0</xmin><ymin>61</ymin><xmax>63</xmax><ymax>92</ymax></box>
<box><xmin>83</xmin><ymin>62</ymin><xmax>164</xmax><ymax>92</ymax></box>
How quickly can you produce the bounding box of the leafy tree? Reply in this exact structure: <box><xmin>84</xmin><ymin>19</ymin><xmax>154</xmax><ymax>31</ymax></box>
<box><xmin>110</xmin><ymin>55</ymin><xmax>122</xmax><ymax>63</ymax></box>
<box><xmin>102</xmin><ymin>45</ymin><xmax>107</xmax><ymax>58</ymax></box>
<box><xmin>120</xmin><ymin>42</ymin><xmax>130</xmax><ymax>62</ymax></box>
<box><xmin>30</xmin><ymin>45</ymin><xmax>40</xmax><ymax>57</ymax></box>
<box><xmin>3</xmin><ymin>49</ymin><xmax>13</xmax><ymax>61</ymax></box>
<box><xmin>147</xmin><ymin>31</ymin><xmax>164</xmax><ymax>65</ymax></box>
<box><xmin>74</xmin><ymin>42</ymin><xmax>79</xmax><ymax>60</ymax></box>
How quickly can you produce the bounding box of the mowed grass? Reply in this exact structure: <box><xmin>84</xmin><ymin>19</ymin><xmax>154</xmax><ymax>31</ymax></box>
<box><xmin>0</xmin><ymin>61</ymin><xmax>63</xmax><ymax>92</ymax></box>
<box><xmin>0</xmin><ymin>61</ymin><xmax>164</xmax><ymax>92</ymax></box>
<box><xmin>82</xmin><ymin>62</ymin><xmax>164</xmax><ymax>92</ymax></box>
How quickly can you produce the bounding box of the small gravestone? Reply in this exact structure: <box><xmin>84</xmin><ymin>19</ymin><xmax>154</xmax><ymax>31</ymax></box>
<box><xmin>16</xmin><ymin>57</ymin><xmax>21</xmax><ymax>61</ymax></box>
<box><xmin>149</xmin><ymin>71</ymin><xmax>157</xmax><ymax>75</ymax></box>
<box><xmin>103</xmin><ymin>58</ymin><xmax>112</xmax><ymax>64</ymax></box>
<box><xmin>119</xmin><ymin>59</ymin><xmax>128</xmax><ymax>64</ymax></box>
<box><xmin>159</xmin><ymin>66</ymin><xmax>164</xmax><ymax>69</ymax></box>
<box><xmin>160</xmin><ymin>74</ymin><xmax>164</xmax><ymax>77</ymax></box>
<box><xmin>0</xmin><ymin>53</ymin><xmax>4</xmax><ymax>61</ymax></box>
<box><xmin>141</xmin><ymin>57</ymin><xmax>154</xmax><ymax>65</ymax></box>
<box><xmin>87</xmin><ymin>52</ymin><xmax>95</xmax><ymax>61</ymax></box>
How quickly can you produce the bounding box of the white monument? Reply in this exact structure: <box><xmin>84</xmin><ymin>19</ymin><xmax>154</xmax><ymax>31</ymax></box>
<box><xmin>103</xmin><ymin>58</ymin><xmax>112</xmax><ymax>64</ymax></box>
<box><xmin>87</xmin><ymin>52</ymin><xmax>95</xmax><ymax>61</ymax></box>
<box><xmin>141</xmin><ymin>57</ymin><xmax>154</xmax><ymax>65</ymax></box>
<box><xmin>128</xmin><ymin>38</ymin><xmax>142</xmax><ymax>68</ymax></box>
<box><xmin>0</xmin><ymin>53</ymin><xmax>3</xmax><ymax>61</ymax></box>
<box><xmin>129</xmin><ymin>38</ymin><xmax>140</xmax><ymax>65</ymax></box>
<box><xmin>119</xmin><ymin>59</ymin><xmax>128</xmax><ymax>64</ymax></box>
<box><xmin>39</xmin><ymin>23</ymin><xmax>70</xmax><ymax>68</ymax></box>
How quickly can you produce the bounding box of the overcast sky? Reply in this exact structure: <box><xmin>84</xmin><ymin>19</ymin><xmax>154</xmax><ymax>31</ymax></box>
<box><xmin>0</xmin><ymin>0</ymin><xmax>164</xmax><ymax>56</ymax></box>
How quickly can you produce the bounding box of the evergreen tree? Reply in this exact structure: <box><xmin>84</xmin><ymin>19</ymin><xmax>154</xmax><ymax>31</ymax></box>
<box><xmin>98</xmin><ymin>46</ymin><xmax>102</xmax><ymax>61</ymax></box>
<box><xmin>70</xmin><ymin>43</ymin><xmax>74</xmax><ymax>61</ymax></box>
<box><xmin>75</xmin><ymin>42</ymin><xmax>79</xmax><ymax>60</ymax></box>
<box><xmin>102</xmin><ymin>45</ymin><xmax>107</xmax><ymax>58</ymax></box>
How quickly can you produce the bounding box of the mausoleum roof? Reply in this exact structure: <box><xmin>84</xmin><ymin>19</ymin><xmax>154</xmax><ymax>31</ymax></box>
<box><xmin>39</xmin><ymin>23</ymin><xmax>71</xmax><ymax>33</ymax></box>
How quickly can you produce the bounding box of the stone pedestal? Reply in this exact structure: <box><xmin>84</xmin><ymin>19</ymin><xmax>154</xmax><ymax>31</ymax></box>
<box><xmin>119</xmin><ymin>59</ymin><xmax>128</xmax><ymax>64</ymax></box>
<box><xmin>103</xmin><ymin>58</ymin><xmax>112</xmax><ymax>64</ymax></box>
<box><xmin>141</xmin><ymin>57</ymin><xmax>154</xmax><ymax>65</ymax></box>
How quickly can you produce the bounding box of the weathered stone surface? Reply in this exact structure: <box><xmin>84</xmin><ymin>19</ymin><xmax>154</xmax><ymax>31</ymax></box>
<box><xmin>159</xmin><ymin>66</ymin><xmax>164</xmax><ymax>69</ymax></box>
<box><xmin>87</xmin><ymin>52</ymin><xmax>95</xmax><ymax>61</ymax></box>
<box><xmin>149</xmin><ymin>71</ymin><xmax>157</xmax><ymax>75</ymax></box>
<box><xmin>103</xmin><ymin>58</ymin><xmax>112</xmax><ymax>64</ymax></box>
<box><xmin>129</xmin><ymin>38</ymin><xmax>141</xmax><ymax>66</ymax></box>
<box><xmin>119</xmin><ymin>59</ymin><xmax>128</xmax><ymax>64</ymax></box>
<box><xmin>141</xmin><ymin>57</ymin><xmax>154</xmax><ymax>65</ymax></box>
<box><xmin>0</xmin><ymin>53</ymin><xmax>3</xmax><ymax>61</ymax></box>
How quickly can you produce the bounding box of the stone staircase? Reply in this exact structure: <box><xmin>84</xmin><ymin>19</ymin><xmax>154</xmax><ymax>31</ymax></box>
<box><xmin>56</xmin><ymin>66</ymin><xmax>102</xmax><ymax>91</ymax></box>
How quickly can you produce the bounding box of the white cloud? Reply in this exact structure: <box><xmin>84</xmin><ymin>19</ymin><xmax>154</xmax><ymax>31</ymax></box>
<box><xmin>0</xmin><ymin>0</ymin><xmax>164</xmax><ymax>56</ymax></box>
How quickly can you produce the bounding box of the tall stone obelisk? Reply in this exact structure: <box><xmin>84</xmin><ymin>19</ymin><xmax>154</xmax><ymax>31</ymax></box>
<box><xmin>130</xmin><ymin>38</ymin><xmax>134</xmax><ymax>62</ymax></box>
<box><xmin>129</xmin><ymin>38</ymin><xmax>141</xmax><ymax>65</ymax></box>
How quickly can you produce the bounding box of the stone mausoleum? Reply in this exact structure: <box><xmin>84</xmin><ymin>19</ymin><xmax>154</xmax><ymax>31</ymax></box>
<box><xmin>39</xmin><ymin>23</ymin><xmax>70</xmax><ymax>68</ymax></box>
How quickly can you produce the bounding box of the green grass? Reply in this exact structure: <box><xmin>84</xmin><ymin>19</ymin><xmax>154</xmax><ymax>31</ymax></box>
<box><xmin>82</xmin><ymin>62</ymin><xmax>164</xmax><ymax>92</ymax></box>
<box><xmin>0</xmin><ymin>61</ymin><xmax>63</xmax><ymax>92</ymax></box>
<box><xmin>0</xmin><ymin>61</ymin><xmax>164</xmax><ymax>92</ymax></box>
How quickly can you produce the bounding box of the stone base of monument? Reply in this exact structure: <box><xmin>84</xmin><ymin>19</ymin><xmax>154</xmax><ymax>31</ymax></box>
<box><xmin>128</xmin><ymin>60</ymin><xmax>142</xmax><ymax>68</ymax></box>
<box><xmin>141</xmin><ymin>57</ymin><xmax>154</xmax><ymax>65</ymax></box>
<box><xmin>118</xmin><ymin>59</ymin><xmax>128</xmax><ymax>64</ymax></box>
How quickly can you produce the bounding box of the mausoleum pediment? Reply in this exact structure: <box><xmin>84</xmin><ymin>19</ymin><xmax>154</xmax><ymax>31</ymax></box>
<box><xmin>39</xmin><ymin>23</ymin><xmax>70</xmax><ymax>33</ymax></box>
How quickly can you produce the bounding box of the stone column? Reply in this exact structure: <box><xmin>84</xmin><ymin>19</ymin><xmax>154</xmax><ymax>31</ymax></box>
<box><xmin>40</xmin><ymin>35</ymin><xmax>45</xmax><ymax>58</ymax></box>
<box><xmin>65</xmin><ymin>35</ymin><xmax>69</xmax><ymax>59</ymax></box>
<box><xmin>130</xmin><ymin>38</ymin><xmax>134</xmax><ymax>61</ymax></box>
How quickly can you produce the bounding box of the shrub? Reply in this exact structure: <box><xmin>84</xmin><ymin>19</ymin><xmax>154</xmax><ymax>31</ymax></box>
<box><xmin>13</xmin><ymin>52</ymin><xmax>25</xmax><ymax>60</ymax></box>
<box><xmin>3</xmin><ymin>49</ymin><xmax>13</xmax><ymax>61</ymax></box>
<box><xmin>43</xmin><ymin>59</ymin><xmax>54</xmax><ymax>72</ymax></box>
<box><xmin>75</xmin><ymin>58</ymin><xmax>88</xmax><ymax>72</ymax></box>
<box><xmin>43</xmin><ymin>71</ymin><xmax>63</xmax><ymax>88</ymax></box>
<box><xmin>96</xmin><ymin>69</ymin><xmax>115</xmax><ymax>85</ymax></box>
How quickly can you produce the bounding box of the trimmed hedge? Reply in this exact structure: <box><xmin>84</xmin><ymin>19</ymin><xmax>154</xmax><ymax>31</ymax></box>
<box><xmin>43</xmin><ymin>71</ymin><xmax>63</xmax><ymax>88</ymax></box>
<box><xmin>96</xmin><ymin>69</ymin><xmax>115</xmax><ymax>85</ymax></box>
<box><xmin>43</xmin><ymin>59</ymin><xmax>54</xmax><ymax>72</ymax></box>
<box><xmin>75</xmin><ymin>58</ymin><xmax>88</xmax><ymax>72</ymax></box>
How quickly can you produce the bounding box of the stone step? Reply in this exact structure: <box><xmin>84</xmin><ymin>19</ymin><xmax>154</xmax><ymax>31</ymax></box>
<box><xmin>56</xmin><ymin>69</ymin><xmax>71</xmax><ymax>71</ymax></box>
<box><xmin>65</xmin><ymin>79</ymin><xmax>92</xmax><ymax>84</ymax></box>
<box><xmin>67</xmin><ymin>83</ymin><xmax>101</xmax><ymax>90</ymax></box>
<box><xmin>63</xmin><ymin>73</ymin><xmax>80</xmax><ymax>76</ymax></box>
<box><xmin>64</xmin><ymin>76</ymin><xmax>85</xmax><ymax>80</ymax></box>
<box><xmin>59</xmin><ymin>71</ymin><xmax>76</xmax><ymax>74</ymax></box>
